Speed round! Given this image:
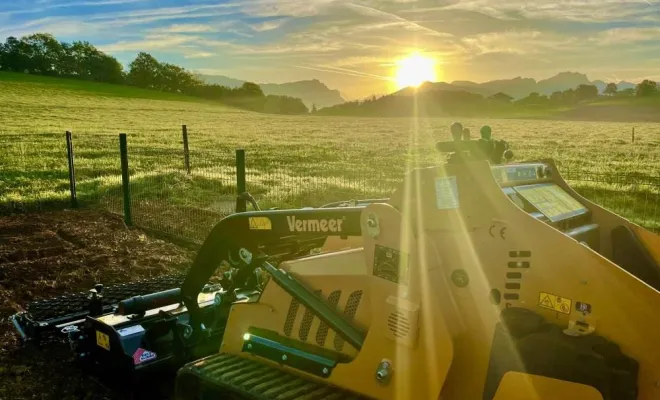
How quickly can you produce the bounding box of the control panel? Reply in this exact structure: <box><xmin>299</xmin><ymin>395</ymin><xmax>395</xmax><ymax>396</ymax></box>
<box><xmin>491</xmin><ymin>163</ymin><xmax>599</xmax><ymax>251</ymax></box>
<box><xmin>435</xmin><ymin>122</ymin><xmax>601</xmax><ymax>251</ymax></box>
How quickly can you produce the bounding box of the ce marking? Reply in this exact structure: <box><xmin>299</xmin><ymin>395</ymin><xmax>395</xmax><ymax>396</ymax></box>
<box><xmin>489</xmin><ymin>225</ymin><xmax>507</xmax><ymax>240</ymax></box>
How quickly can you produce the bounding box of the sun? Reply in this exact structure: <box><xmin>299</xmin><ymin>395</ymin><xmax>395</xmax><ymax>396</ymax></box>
<box><xmin>394</xmin><ymin>53</ymin><xmax>438</xmax><ymax>90</ymax></box>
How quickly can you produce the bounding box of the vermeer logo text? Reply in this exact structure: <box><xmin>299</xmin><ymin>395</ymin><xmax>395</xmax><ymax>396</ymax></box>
<box><xmin>286</xmin><ymin>216</ymin><xmax>344</xmax><ymax>232</ymax></box>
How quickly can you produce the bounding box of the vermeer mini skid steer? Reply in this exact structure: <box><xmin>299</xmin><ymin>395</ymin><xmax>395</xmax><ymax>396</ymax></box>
<box><xmin>12</xmin><ymin>123</ymin><xmax>660</xmax><ymax>399</ymax></box>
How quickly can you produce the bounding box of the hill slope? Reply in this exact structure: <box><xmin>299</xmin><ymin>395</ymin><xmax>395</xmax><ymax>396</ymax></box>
<box><xmin>0</xmin><ymin>71</ymin><xmax>250</xmax><ymax>137</ymax></box>
<box><xmin>0</xmin><ymin>71</ymin><xmax>233</xmax><ymax>105</ymax></box>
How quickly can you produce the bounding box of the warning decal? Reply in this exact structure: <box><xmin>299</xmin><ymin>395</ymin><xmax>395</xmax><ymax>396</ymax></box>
<box><xmin>248</xmin><ymin>216</ymin><xmax>272</xmax><ymax>230</ymax></box>
<box><xmin>538</xmin><ymin>292</ymin><xmax>572</xmax><ymax>315</ymax></box>
<box><xmin>96</xmin><ymin>330</ymin><xmax>110</xmax><ymax>351</ymax></box>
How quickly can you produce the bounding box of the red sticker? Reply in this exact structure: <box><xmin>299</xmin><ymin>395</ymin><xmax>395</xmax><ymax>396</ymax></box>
<box><xmin>133</xmin><ymin>348</ymin><xmax>157</xmax><ymax>365</ymax></box>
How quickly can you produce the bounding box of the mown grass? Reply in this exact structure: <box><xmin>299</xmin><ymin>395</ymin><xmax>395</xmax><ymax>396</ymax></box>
<box><xmin>1</xmin><ymin>72</ymin><xmax>658</xmax><ymax>240</ymax></box>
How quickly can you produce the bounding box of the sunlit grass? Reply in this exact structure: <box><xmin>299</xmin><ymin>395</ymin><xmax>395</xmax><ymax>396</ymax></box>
<box><xmin>1</xmin><ymin>71</ymin><xmax>658</xmax><ymax>240</ymax></box>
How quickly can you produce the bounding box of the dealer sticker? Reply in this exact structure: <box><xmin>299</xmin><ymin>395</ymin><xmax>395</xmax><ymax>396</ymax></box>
<box><xmin>435</xmin><ymin>176</ymin><xmax>459</xmax><ymax>210</ymax></box>
<box><xmin>118</xmin><ymin>325</ymin><xmax>145</xmax><ymax>337</ymax></box>
<box><xmin>133</xmin><ymin>348</ymin><xmax>157</xmax><ymax>365</ymax></box>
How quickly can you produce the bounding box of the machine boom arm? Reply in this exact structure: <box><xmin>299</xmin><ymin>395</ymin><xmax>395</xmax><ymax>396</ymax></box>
<box><xmin>180</xmin><ymin>207</ymin><xmax>366</xmax><ymax>332</ymax></box>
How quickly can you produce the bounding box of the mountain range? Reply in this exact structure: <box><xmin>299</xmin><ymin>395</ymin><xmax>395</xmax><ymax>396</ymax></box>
<box><xmin>197</xmin><ymin>71</ymin><xmax>639</xmax><ymax>110</ymax></box>
<box><xmin>195</xmin><ymin>74</ymin><xmax>345</xmax><ymax>109</ymax></box>
<box><xmin>396</xmin><ymin>72</ymin><xmax>637</xmax><ymax>99</ymax></box>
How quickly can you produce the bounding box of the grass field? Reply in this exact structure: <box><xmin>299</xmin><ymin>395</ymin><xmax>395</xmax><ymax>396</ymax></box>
<box><xmin>1</xmin><ymin>71</ymin><xmax>659</xmax><ymax>239</ymax></box>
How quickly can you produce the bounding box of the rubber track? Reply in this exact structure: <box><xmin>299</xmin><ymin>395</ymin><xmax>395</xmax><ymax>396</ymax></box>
<box><xmin>176</xmin><ymin>353</ymin><xmax>371</xmax><ymax>400</ymax></box>
<box><xmin>25</xmin><ymin>273</ymin><xmax>186</xmax><ymax>321</ymax></box>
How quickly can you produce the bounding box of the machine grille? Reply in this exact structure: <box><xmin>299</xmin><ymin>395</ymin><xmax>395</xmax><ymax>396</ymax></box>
<box><xmin>316</xmin><ymin>290</ymin><xmax>341</xmax><ymax>346</ymax></box>
<box><xmin>299</xmin><ymin>290</ymin><xmax>322</xmax><ymax>341</ymax></box>
<box><xmin>284</xmin><ymin>298</ymin><xmax>300</xmax><ymax>337</ymax></box>
<box><xmin>334</xmin><ymin>290</ymin><xmax>363</xmax><ymax>351</ymax></box>
<box><xmin>282</xmin><ymin>289</ymin><xmax>362</xmax><ymax>351</ymax></box>
<box><xmin>387</xmin><ymin>310</ymin><xmax>411</xmax><ymax>339</ymax></box>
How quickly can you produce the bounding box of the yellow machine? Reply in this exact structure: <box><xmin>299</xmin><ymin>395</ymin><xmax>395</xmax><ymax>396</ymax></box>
<box><xmin>173</xmin><ymin>123</ymin><xmax>660</xmax><ymax>400</ymax></box>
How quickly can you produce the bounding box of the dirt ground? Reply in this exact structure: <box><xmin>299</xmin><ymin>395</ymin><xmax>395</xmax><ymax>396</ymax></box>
<box><xmin>0</xmin><ymin>209</ymin><xmax>198</xmax><ymax>400</ymax></box>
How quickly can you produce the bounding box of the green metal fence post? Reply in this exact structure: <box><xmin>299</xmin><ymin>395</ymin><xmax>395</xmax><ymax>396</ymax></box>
<box><xmin>65</xmin><ymin>131</ymin><xmax>78</xmax><ymax>208</ymax></box>
<box><xmin>119</xmin><ymin>133</ymin><xmax>133</xmax><ymax>226</ymax></box>
<box><xmin>182</xmin><ymin>124</ymin><xmax>191</xmax><ymax>174</ymax></box>
<box><xmin>235</xmin><ymin>149</ymin><xmax>246</xmax><ymax>212</ymax></box>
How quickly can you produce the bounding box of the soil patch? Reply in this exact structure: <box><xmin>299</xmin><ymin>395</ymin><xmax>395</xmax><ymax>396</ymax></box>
<box><xmin>0</xmin><ymin>208</ymin><xmax>197</xmax><ymax>400</ymax></box>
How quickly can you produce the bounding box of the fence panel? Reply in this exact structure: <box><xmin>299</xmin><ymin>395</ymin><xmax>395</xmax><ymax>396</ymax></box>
<box><xmin>562</xmin><ymin>167</ymin><xmax>660</xmax><ymax>233</ymax></box>
<box><xmin>71</xmin><ymin>133</ymin><xmax>123</xmax><ymax>215</ymax></box>
<box><xmin>0</xmin><ymin>133</ymin><xmax>657</xmax><ymax>242</ymax></box>
<box><xmin>0</xmin><ymin>134</ymin><xmax>70</xmax><ymax>213</ymax></box>
<box><xmin>126</xmin><ymin>145</ymin><xmax>237</xmax><ymax>243</ymax></box>
<box><xmin>243</xmin><ymin>147</ymin><xmax>404</xmax><ymax>210</ymax></box>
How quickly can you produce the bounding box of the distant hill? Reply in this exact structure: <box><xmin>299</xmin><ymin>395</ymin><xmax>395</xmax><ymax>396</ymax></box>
<box><xmin>317</xmin><ymin>77</ymin><xmax>658</xmax><ymax>121</ymax></box>
<box><xmin>195</xmin><ymin>74</ymin><xmax>345</xmax><ymax>109</ymax></box>
<box><xmin>408</xmin><ymin>72</ymin><xmax>637</xmax><ymax>100</ymax></box>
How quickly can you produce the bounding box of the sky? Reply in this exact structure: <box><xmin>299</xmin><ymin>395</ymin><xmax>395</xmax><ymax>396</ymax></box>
<box><xmin>2</xmin><ymin>0</ymin><xmax>660</xmax><ymax>100</ymax></box>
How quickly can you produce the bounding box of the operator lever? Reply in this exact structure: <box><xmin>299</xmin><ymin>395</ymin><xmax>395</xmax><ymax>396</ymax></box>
<box><xmin>87</xmin><ymin>284</ymin><xmax>104</xmax><ymax>317</ymax></box>
<box><xmin>436</xmin><ymin>122</ymin><xmax>513</xmax><ymax>165</ymax></box>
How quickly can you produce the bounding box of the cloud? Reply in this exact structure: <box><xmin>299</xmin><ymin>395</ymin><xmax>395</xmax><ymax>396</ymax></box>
<box><xmin>344</xmin><ymin>2</ymin><xmax>454</xmax><ymax>37</ymax></box>
<box><xmin>591</xmin><ymin>26</ymin><xmax>660</xmax><ymax>45</ymax></box>
<box><xmin>150</xmin><ymin>24</ymin><xmax>219</xmax><ymax>33</ymax></box>
<box><xmin>238</xmin><ymin>0</ymin><xmax>339</xmax><ymax>17</ymax></box>
<box><xmin>250</xmin><ymin>19</ymin><xmax>289</xmax><ymax>32</ymax></box>
<box><xmin>0</xmin><ymin>0</ymin><xmax>151</xmax><ymax>17</ymax></box>
<box><xmin>184</xmin><ymin>51</ymin><xmax>214</xmax><ymax>59</ymax></box>
<box><xmin>294</xmin><ymin>63</ymin><xmax>393</xmax><ymax>81</ymax></box>
<box><xmin>437</xmin><ymin>0</ymin><xmax>658</xmax><ymax>23</ymax></box>
<box><xmin>460</xmin><ymin>30</ymin><xmax>581</xmax><ymax>56</ymax></box>
<box><xmin>98</xmin><ymin>34</ymin><xmax>201</xmax><ymax>52</ymax></box>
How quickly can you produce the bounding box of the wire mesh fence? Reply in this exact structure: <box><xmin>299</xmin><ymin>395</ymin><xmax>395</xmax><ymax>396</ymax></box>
<box><xmin>242</xmin><ymin>147</ymin><xmax>401</xmax><ymax>210</ymax></box>
<box><xmin>126</xmin><ymin>145</ymin><xmax>236</xmax><ymax>242</ymax></box>
<box><xmin>562</xmin><ymin>169</ymin><xmax>660</xmax><ymax>233</ymax></box>
<box><xmin>72</xmin><ymin>133</ymin><xmax>123</xmax><ymax>214</ymax></box>
<box><xmin>0</xmin><ymin>133</ymin><xmax>72</xmax><ymax>213</ymax></box>
<box><xmin>1</xmin><ymin>132</ymin><xmax>658</xmax><ymax>244</ymax></box>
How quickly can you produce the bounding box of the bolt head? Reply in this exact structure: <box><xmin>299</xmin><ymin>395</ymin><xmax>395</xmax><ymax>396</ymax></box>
<box><xmin>322</xmin><ymin>367</ymin><xmax>329</xmax><ymax>375</ymax></box>
<box><xmin>281</xmin><ymin>354</ymin><xmax>287</xmax><ymax>361</ymax></box>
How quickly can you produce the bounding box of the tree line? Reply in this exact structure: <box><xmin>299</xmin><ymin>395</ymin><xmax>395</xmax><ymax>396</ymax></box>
<box><xmin>0</xmin><ymin>33</ymin><xmax>308</xmax><ymax>115</ymax></box>
<box><xmin>317</xmin><ymin>79</ymin><xmax>660</xmax><ymax>117</ymax></box>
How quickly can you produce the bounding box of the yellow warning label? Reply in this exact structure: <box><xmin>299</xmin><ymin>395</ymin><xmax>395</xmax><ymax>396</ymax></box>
<box><xmin>538</xmin><ymin>292</ymin><xmax>572</xmax><ymax>315</ymax></box>
<box><xmin>96</xmin><ymin>330</ymin><xmax>110</xmax><ymax>350</ymax></box>
<box><xmin>248</xmin><ymin>217</ymin><xmax>272</xmax><ymax>230</ymax></box>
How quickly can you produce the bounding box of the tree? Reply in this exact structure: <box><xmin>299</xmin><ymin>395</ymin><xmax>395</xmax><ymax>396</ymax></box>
<box><xmin>617</xmin><ymin>88</ymin><xmax>635</xmax><ymax>97</ymax></box>
<box><xmin>488</xmin><ymin>92</ymin><xmax>514</xmax><ymax>103</ymax></box>
<box><xmin>574</xmin><ymin>84</ymin><xmax>599</xmax><ymax>102</ymax></box>
<box><xmin>0</xmin><ymin>41</ymin><xmax>4</xmax><ymax>70</ymax></box>
<box><xmin>90</xmin><ymin>53</ymin><xmax>124</xmax><ymax>84</ymax></box>
<box><xmin>604</xmin><ymin>82</ymin><xmax>618</xmax><ymax>96</ymax></box>
<box><xmin>516</xmin><ymin>92</ymin><xmax>549</xmax><ymax>106</ymax></box>
<box><xmin>238</xmin><ymin>82</ymin><xmax>264</xmax><ymax>97</ymax></box>
<box><xmin>20</xmin><ymin>33</ymin><xmax>64</xmax><ymax>75</ymax></box>
<box><xmin>636</xmin><ymin>80</ymin><xmax>657</xmax><ymax>97</ymax></box>
<box><xmin>550</xmin><ymin>91</ymin><xmax>563</xmax><ymax>104</ymax></box>
<box><xmin>127</xmin><ymin>52</ymin><xmax>162</xmax><ymax>89</ymax></box>
<box><xmin>1</xmin><ymin>36</ymin><xmax>31</xmax><ymax>72</ymax></box>
<box><xmin>160</xmin><ymin>62</ymin><xmax>202</xmax><ymax>93</ymax></box>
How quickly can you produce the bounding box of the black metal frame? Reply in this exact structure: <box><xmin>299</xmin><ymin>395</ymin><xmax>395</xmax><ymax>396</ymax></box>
<box><xmin>179</xmin><ymin>205</ymin><xmax>368</xmax><ymax>342</ymax></box>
